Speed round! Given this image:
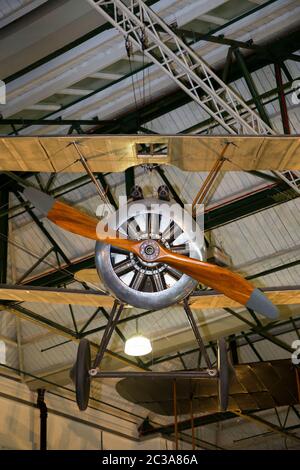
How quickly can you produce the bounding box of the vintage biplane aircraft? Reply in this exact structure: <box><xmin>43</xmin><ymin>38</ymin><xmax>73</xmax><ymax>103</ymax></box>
<box><xmin>0</xmin><ymin>134</ymin><xmax>300</xmax><ymax>412</ymax></box>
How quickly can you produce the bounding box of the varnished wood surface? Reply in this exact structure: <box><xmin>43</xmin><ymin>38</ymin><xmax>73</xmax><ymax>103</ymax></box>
<box><xmin>156</xmin><ymin>245</ymin><xmax>254</xmax><ymax>306</ymax></box>
<box><xmin>0</xmin><ymin>285</ymin><xmax>115</xmax><ymax>307</ymax></box>
<box><xmin>29</xmin><ymin>199</ymin><xmax>294</xmax><ymax>309</ymax></box>
<box><xmin>48</xmin><ymin>201</ymin><xmax>144</xmax><ymax>254</ymax></box>
<box><xmin>0</xmin><ymin>135</ymin><xmax>300</xmax><ymax>172</ymax></box>
<box><xmin>190</xmin><ymin>287</ymin><xmax>300</xmax><ymax>309</ymax></box>
<box><xmin>48</xmin><ymin>200</ymin><xmax>99</xmax><ymax>240</ymax></box>
<box><xmin>33</xmin><ymin>200</ymin><xmax>266</xmax><ymax>308</ymax></box>
<box><xmin>74</xmin><ymin>269</ymin><xmax>104</xmax><ymax>287</ymax></box>
<box><xmin>74</xmin><ymin>270</ymin><xmax>300</xmax><ymax>309</ymax></box>
<box><xmin>89</xmin><ymin>235</ymin><xmax>256</xmax><ymax>308</ymax></box>
<box><xmin>1</xmin><ymin>284</ymin><xmax>299</xmax><ymax>309</ymax></box>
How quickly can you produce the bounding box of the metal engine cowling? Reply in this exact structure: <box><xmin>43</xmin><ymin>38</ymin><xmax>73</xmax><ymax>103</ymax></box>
<box><xmin>95</xmin><ymin>198</ymin><xmax>205</xmax><ymax>309</ymax></box>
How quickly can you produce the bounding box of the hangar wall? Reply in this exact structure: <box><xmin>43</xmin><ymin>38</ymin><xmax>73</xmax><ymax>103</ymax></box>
<box><xmin>0</xmin><ymin>374</ymin><xmax>176</xmax><ymax>450</ymax></box>
<box><xmin>1</xmin><ymin>369</ymin><xmax>299</xmax><ymax>450</ymax></box>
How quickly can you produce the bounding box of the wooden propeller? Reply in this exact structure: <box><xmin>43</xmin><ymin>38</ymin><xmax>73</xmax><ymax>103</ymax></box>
<box><xmin>23</xmin><ymin>187</ymin><xmax>279</xmax><ymax>319</ymax></box>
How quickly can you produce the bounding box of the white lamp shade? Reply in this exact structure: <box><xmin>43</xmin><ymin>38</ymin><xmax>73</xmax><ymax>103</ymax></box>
<box><xmin>124</xmin><ymin>335</ymin><xmax>152</xmax><ymax>356</ymax></box>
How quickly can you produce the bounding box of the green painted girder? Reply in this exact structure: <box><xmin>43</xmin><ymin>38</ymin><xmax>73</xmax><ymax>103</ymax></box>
<box><xmin>146</xmin><ymin>314</ymin><xmax>300</xmax><ymax>367</ymax></box>
<box><xmin>205</xmin><ymin>181</ymin><xmax>298</xmax><ymax>231</ymax></box>
<box><xmin>0</xmin><ymin>119</ymin><xmax>114</xmax><ymax>127</ymax></box>
<box><xmin>25</xmin><ymin>255</ymin><xmax>97</xmax><ymax>287</ymax></box>
<box><xmin>92</xmin><ymin>29</ymin><xmax>300</xmax><ymax>134</ymax></box>
<box><xmin>4</xmin><ymin>0</ymin><xmax>279</xmax><ymax>85</ymax></box>
<box><xmin>4</xmin><ymin>2</ymin><xmax>293</xmax><ymax>134</ymax></box>
<box><xmin>177</xmin><ymin>27</ymin><xmax>298</xmax><ymax>60</ymax></box>
<box><xmin>233</xmin><ymin>47</ymin><xmax>272</xmax><ymax>127</ymax></box>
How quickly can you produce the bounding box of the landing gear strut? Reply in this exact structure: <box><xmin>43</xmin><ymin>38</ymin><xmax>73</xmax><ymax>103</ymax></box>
<box><xmin>70</xmin><ymin>299</ymin><xmax>234</xmax><ymax>412</ymax></box>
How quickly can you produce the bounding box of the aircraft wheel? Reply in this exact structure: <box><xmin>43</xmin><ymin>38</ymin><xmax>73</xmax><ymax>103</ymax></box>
<box><xmin>70</xmin><ymin>339</ymin><xmax>91</xmax><ymax>411</ymax></box>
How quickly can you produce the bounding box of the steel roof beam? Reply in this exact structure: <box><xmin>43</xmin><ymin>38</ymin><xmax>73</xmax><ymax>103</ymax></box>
<box><xmin>90</xmin><ymin>29</ymin><xmax>300</xmax><ymax>134</ymax></box>
<box><xmin>224</xmin><ymin>308</ymin><xmax>293</xmax><ymax>354</ymax></box>
<box><xmin>3</xmin><ymin>0</ymin><xmax>278</xmax><ymax>84</ymax></box>
<box><xmin>88</xmin><ymin>0</ymin><xmax>273</xmax><ymax>135</ymax></box>
<box><xmin>14</xmin><ymin>190</ymin><xmax>70</xmax><ymax>267</ymax></box>
<box><xmin>234</xmin><ymin>410</ymin><xmax>300</xmax><ymax>445</ymax></box>
<box><xmin>0</xmin><ymin>302</ymin><xmax>145</xmax><ymax>370</ymax></box>
<box><xmin>6</xmin><ymin>2</ymin><xmax>297</xmax><ymax>135</ymax></box>
<box><xmin>148</xmin><ymin>312</ymin><xmax>300</xmax><ymax>367</ymax></box>
<box><xmin>0</xmin><ymin>118</ymin><xmax>116</xmax><ymax>128</ymax></box>
<box><xmin>177</xmin><ymin>75</ymin><xmax>298</xmax><ymax>137</ymax></box>
<box><xmin>2</xmin><ymin>25</ymin><xmax>298</xmax><ymax>136</ymax></box>
<box><xmin>274</xmin><ymin>62</ymin><xmax>291</xmax><ymax>134</ymax></box>
<box><xmin>233</xmin><ymin>47</ymin><xmax>272</xmax><ymax>126</ymax></box>
<box><xmin>177</xmin><ymin>26</ymin><xmax>300</xmax><ymax>62</ymax></box>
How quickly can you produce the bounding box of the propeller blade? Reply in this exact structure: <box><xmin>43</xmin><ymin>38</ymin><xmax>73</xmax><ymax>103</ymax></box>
<box><xmin>24</xmin><ymin>187</ymin><xmax>99</xmax><ymax>239</ymax></box>
<box><xmin>23</xmin><ymin>187</ymin><xmax>137</xmax><ymax>252</ymax></box>
<box><xmin>156</xmin><ymin>246</ymin><xmax>279</xmax><ymax>319</ymax></box>
<box><xmin>23</xmin><ymin>188</ymin><xmax>278</xmax><ymax>319</ymax></box>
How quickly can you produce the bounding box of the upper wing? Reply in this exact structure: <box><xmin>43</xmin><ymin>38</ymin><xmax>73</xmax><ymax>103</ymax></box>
<box><xmin>1</xmin><ymin>135</ymin><xmax>299</xmax><ymax>172</ymax></box>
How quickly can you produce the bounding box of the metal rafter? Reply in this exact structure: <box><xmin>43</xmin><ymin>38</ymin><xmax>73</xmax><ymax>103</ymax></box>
<box><xmin>274</xmin><ymin>62</ymin><xmax>291</xmax><ymax>135</ymax></box>
<box><xmin>93</xmin><ymin>49</ymin><xmax>300</xmax><ymax>135</ymax></box>
<box><xmin>88</xmin><ymin>0</ymin><xmax>273</xmax><ymax>135</ymax></box>
<box><xmin>86</xmin><ymin>0</ymin><xmax>300</xmax><ymax>195</ymax></box>
<box><xmin>0</xmin><ymin>118</ymin><xmax>115</xmax><ymax>127</ymax></box>
<box><xmin>148</xmin><ymin>313</ymin><xmax>300</xmax><ymax>368</ymax></box>
<box><xmin>0</xmin><ymin>302</ymin><xmax>145</xmax><ymax>371</ymax></box>
<box><xmin>233</xmin><ymin>47</ymin><xmax>271</xmax><ymax>127</ymax></box>
<box><xmin>177</xmin><ymin>27</ymin><xmax>300</xmax><ymax>63</ymax></box>
<box><xmin>2</xmin><ymin>30</ymin><xmax>298</xmax><ymax>137</ymax></box>
<box><xmin>272</xmin><ymin>171</ymin><xmax>300</xmax><ymax>195</ymax></box>
<box><xmin>234</xmin><ymin>410</ymin><xmax>300</xmax><ymax>445</ymax></box>
<box><xmin>2</xmin><ymin>0</ymin><xmax>284</xmax><ymax>135</ymax></box>
<box><xmin>14</xmin><ymin>190</ymin><xmax>70</xmax><ymax>268</ymax></box>
<box><xmin>224</xmin><ymin>308</ymin><xmax>293</xmax><ymax>354</ymax></box>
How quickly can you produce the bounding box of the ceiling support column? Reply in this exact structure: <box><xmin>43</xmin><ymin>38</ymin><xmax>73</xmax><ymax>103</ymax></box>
<box><xmin>233</xmin><ymin>47</ymin><xmax>271</xmax><ymax>127</ymax></box>
<box><xmin>274</xmin><ymin>63</ymin><xmax>291</xmax><ymax>134</ymax></box>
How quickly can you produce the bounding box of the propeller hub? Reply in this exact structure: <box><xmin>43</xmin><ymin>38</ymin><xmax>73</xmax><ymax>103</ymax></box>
<box><xmin>139</xmin><ymin>240</ymin><xmax>160</xmax><ymax>262</ymax></box>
